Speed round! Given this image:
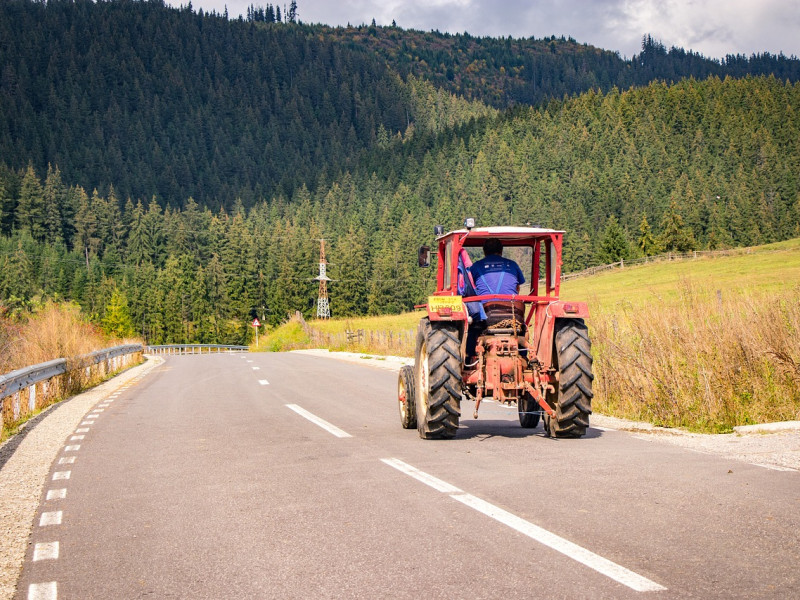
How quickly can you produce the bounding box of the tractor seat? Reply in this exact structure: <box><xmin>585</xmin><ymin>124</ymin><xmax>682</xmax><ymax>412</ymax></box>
<box><xmin>483</xmin><ymin>300</ymin><xmax>526</xmax><ymax>334</ymax></box>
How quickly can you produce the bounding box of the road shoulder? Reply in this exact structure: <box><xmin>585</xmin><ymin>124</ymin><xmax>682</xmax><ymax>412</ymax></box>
<box><xmin>0</xmin><ymin>356</ymin><xmax>163</xmax><ymax>600</ymax></box>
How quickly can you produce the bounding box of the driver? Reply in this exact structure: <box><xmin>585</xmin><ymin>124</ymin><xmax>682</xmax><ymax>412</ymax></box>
<box><xmin>470</xmin><ymin>238</ymin><xmax>525</xmax><ymax>298</ymax></box>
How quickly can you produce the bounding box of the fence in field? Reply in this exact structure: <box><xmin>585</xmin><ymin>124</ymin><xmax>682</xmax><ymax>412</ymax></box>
<box><xmin>1</xmin><ymin>344</ymin><xmax>144</xmax><ymax>431</ymax></box>
<box><xmin>308</xmin><ymin>328</ymin><xmax>416</xmax><ymax>356</ymax></box>
<box><xmin>559</xmin><ymin>247</ymin><xmax>758</xmax><ymax>282</ymax></box>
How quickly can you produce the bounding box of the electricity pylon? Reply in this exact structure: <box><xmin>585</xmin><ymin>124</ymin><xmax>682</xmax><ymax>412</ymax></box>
<box><xmin>314</xmin><ymin>239</ymin><xmax>331</xmax><ymax>318</ymax></box>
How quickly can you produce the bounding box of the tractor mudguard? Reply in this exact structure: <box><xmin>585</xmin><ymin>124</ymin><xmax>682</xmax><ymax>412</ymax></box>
<box><xmin>547</xmin><ymin>301</ymin><xmax>590</xmax><ymax>319</ymax></box>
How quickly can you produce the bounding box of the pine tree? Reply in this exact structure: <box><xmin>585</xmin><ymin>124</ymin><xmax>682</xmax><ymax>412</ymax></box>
<box><xmin>330</xmin><ymin>226</ymin><xmax>367</xmax><ymax>316</ymax></box>
<box><xmin>42</xmin><ymin>165</ymin><xmax>66</xmax><ymax>245</ymax></box>
<box><xmin>73</xmin><ymin>186</ymin><xmax>99</xmax><ymax>270</ymax></box>
<box><xmin>659</xmin><ymin>200</ymin><xmax>696</xmax><ymax>252</ymax></box>
<box><xmin>17</xmin><ymin>163</ymin><xmax>45</xmax><ymax>242</ymax></box>
<box><xmin>102</xmin><ymin>289</ymin><xmax>134</xmax><ymax>338</ymax></box>
<box><xmin>637</xmin><ymin>213</ymin><xmax>659</xmax><ymax>256</ymax></box>
<box><xmin>597</xmin><ymin>215</ymin><xmax>630</xmax><ymax>264</ymax></box>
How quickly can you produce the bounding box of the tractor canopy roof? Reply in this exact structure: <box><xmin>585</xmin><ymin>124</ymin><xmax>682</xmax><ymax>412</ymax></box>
<box><xmin>437</xmin><ymin>226</ymin><xmax>564</xmax><ymax>247</ymax></box>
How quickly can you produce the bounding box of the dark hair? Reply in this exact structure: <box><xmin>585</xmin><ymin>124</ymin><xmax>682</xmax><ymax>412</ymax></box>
<box><xmin>483</xmin><ymin>238</ymin><xmax>503</xmax><ymax>256</ymax></box>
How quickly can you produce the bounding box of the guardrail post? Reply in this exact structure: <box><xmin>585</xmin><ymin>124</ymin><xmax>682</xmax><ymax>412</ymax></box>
<box><xmin>28</xmin><ymin>384</ymin><xmax>36</xmax><ymax>412</ymax></box>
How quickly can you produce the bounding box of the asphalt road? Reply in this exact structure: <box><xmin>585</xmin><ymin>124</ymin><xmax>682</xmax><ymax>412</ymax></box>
<box><xmin>15</xmin><ymin>353</ymin><xmax>800</xmax><ymax>599</ymax></box>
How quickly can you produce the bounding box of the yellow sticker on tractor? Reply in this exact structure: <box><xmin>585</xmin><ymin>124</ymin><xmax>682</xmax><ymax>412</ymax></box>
<box><xmin>428</xmin><ymin>295</ymin><xmax>463</xmax><ymax>312</ymax></box>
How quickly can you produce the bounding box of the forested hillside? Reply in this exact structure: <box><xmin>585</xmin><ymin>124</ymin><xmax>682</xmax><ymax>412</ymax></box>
<box><xmin>0</xmin><ymin>0</ymin><xmax>492</xmax><ymax>207</ymax></box>
<box><xmin>322</xmin><ymin>27</ymin><xmax>800</xmax><ymax>108</ymax></box>
<box><xmin>2</xmin><ymin>0</ymin><xmax>798</xmax><ymax>209</ymax></box>
<box><xmin>2</xmin><ymin>76</ymin><xmax>798</xmax><ymax>344</ymax></box>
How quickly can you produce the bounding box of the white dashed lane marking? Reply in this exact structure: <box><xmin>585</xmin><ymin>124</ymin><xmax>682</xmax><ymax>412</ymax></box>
<box><xmin>52</xmin><ymin>471</ymin><xmax>71</xmax><ymax>481</ymax></box>
<box><xmin>75</xmin><ymin>428</ymin><xmax>89</xmax><ymax>433</ymax></box>
<box><xmin>64</xmin><ymin>445</ymin><xmax>80</xmax><ymax>452</ymax></box>
<box><xmin>28</xmin><ymin>581</ymin><xmax>57</xmax><ymax>600</ymax></box>
<box><xmin>258</xmin><ymin>379</ymin><xmax>270</xmax><ymax>385</ymax></box>
<box><xmin>381</xmin><ymin>458</ymin><xmax>666</xmax><ymax>593</ymax></box>
<box><xmin>69</xmin><ymin>435</ymin><xmax>84</xmax><ymax>441</ymax></box>
<box><xmin>33</xmin><ymin>542</ymin><xmax>59</xmax><ymax>561</ymax></box>
<box><xmin>39</xmin><ymin>511</ymin><xmax>63</xmax><ymax>527</ymax></box>
<box><xmin>58</xmin><ymin>457</ymin><xmax>75</xmax><ymax>465</ymax></box>
<box><xmin>285</xmin><ymin>404</ymin><xmax>352</xmax><ymax>438</ymax></box>
<box><xmin>252</xmin><ymin>367</ymin><xmax>260</xmax><ymax>371</ymax></box>
<box><xmin>46</xmin><ymin>489</ymin><xmax>67</xmax><ymax>500</ymax></box>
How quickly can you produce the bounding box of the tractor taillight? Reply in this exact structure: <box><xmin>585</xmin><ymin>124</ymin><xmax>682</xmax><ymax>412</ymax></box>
<box><xmin>439</xmin><ymin>307</ymin><xmax>453</xmax><ymax>316</ymax></box>
<box><xmin>564</xmin><ymin>303</ymin><xmax>578</xmax><ymax>313</ymax></box>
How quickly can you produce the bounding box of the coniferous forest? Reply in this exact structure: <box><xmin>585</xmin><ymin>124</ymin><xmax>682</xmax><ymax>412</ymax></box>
<box><xmin>1</xmin><ymin>0</ymin><xmax>799</xmax><ymax>343</ymax></box>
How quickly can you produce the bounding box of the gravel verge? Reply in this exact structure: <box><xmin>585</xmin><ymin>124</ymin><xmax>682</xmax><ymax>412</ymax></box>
<box><xmin>0</xmin><ymin>356</ymin><xmax>162</xmax><ymax>600</ymax></box>
<box><xmin>293</xmin><ymin>349</ymin><xmax>800</xmax><ymax>472</ymax></box>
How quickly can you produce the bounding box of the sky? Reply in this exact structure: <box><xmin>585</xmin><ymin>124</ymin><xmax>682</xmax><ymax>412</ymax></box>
<box><xmin>173</xmin><ymin>0</ymin><xmax>800</xmax><ymax>60</ymax></box>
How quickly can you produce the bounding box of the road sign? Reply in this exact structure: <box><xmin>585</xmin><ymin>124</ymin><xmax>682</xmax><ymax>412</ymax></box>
<box><xmin>252</xmin><ymin>318</ymin><xmax>260</xmax><ymax>328</ymax></box>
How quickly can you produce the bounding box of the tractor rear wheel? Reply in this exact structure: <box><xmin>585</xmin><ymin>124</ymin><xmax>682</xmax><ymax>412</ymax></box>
<box><xmin>414</xmin><ymin>318</ymin><xmax>462</xmax><ymax>439</ymax></box>
<box><xmin>398</xmin><ymin>365</ymin><xmax>416</xmax><ymax>429</ymax></box>
<box><xmin>518</xmin><ymin>393</ymin><xmax>541</xmax><ymax>428</ymax></box>
<box><xmin>546</xmin><ymin>319</ymin><xmax>594</xmax><ymax>438</ymax></box>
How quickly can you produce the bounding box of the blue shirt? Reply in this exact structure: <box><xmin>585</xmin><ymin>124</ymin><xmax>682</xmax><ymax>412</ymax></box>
<box><xmin>470</xmin><ymin>255</ymin><xmax>525</xmax><ymax>297</ymax></box>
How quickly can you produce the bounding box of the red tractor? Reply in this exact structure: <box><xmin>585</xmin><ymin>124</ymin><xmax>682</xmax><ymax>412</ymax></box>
<box><xmin>397</xmin><ymin>224</ymin><xmax>594</xmax><ymax>439</ymax></box>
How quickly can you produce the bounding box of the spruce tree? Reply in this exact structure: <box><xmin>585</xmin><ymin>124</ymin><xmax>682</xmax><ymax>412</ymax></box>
<box><xmin>597</xmin><ymin>215</ymin><xmax>630</xmax><ymax>264</ymax></box>
<box><xmin>102</xmin><ymin>289</ymin><xmax>134</xmax><ymax>338</ymax></box>
<box><xmin>18</xmin><ymin>164</ymin><xmax>45</xmax><ymax>242</ymax></box>
<box><xmin>637</xmin><ymin>213</ymin><xmax>659</xmax><ymax>256</ymax></box>
<box><xmin>659</xmin><ymin>200</ymin><xmax>696</xmax><ymax>252</ymax></box>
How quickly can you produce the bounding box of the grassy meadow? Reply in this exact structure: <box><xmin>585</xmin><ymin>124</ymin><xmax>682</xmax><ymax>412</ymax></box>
<box><xmin>564</xmin><ymin>239</ymin><xmax>800</xmax><ymax>432</ymax></box>
<box><xmin>254</xmin><ymin>239</ymin><xmax>800</xmax><ymax>432</ymax></box>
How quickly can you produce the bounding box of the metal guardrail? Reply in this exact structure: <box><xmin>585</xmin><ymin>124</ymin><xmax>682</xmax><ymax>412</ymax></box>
<box><xmin>1</xmin><ymin>344</ymin><xmax>145</xmax><ymax>430</ymax></box>
<box><xmin>0</xmin><ymin>344</ymin><xmax>144</xmax><ymax>401</ymax></box>
<box><xmin>146</xmin><ymin>344</ymin><xmax>249</xmax><ymax>355</ymax></box>
<box><xmin>0</xmin><ymin>359</ymin><xmax>67</xmax><ymax>399</ymax></box>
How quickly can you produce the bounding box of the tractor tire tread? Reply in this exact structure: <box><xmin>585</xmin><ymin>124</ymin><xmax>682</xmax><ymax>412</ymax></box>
<box><xmin>550</xmin><ymin>319</ymin><xmax>594</xmax><ymax>439</ymax></box>
<box><xmin>415</xmin><ymin>319</ymin><xmax>462</xmax><ymax>440</ymax></box>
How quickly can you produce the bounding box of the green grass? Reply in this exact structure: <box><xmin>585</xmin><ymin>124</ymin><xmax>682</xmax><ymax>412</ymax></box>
<box><xmin>308</xmin><ymin>312</ymin><xmax>423</xmax><ymax>335</ymax></box>
<box><xmin>251</xmin><ymin>321</ymin><xmax>311</xmax><ymax>352</ymax></box>
<box><xmin>561</xmin><ymin>239</ymin><xmax>800</xmax><ymax>313</ymax></box>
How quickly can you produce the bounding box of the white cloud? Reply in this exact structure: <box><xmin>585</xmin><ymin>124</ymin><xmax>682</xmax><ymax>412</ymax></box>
<box><xmin>173</xmin><ymin>0</ymin><xmax>800</xmax><ymax>59</ymax></box>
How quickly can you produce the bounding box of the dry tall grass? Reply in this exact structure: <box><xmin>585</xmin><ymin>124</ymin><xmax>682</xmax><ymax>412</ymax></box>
<box><xmin>0</xmin><ymin>302</ymin><xmax>127</xmax><ymax>374</ymax></box>
<box><xmin>591</xmin><ymin>281</ymin><xmax>800</xmax><ymax>432</ymax></box>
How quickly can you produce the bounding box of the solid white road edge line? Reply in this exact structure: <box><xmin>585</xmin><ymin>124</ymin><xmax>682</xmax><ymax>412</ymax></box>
<box><xmin>285</xmin><ymin>404</ymin><xmax>352</xmax><ymax>438</ymax></box>
<box><xmin>382</xmin><ymin>458</ymin><xmax>666</xmax><ymax>593</ymax></box>
<box><xmin>28</xmin><ymin>581</ymin><xmax>57</xmax><ymax>600</ymax></box>
<box><xmin>754</xmin><ymin>463</ymin><xmax>796</xmax><ymax>472</ymax></box>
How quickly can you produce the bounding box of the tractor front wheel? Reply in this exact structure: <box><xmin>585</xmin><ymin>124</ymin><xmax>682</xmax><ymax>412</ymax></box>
<box><xmin>518</xmin><ymin>393</ymin><xmax>541</xmax><ymax>428</ymax></box>
<box><xmin>546</xmin><ymin>318</ymin><xmax>594</xmax><ymax>438</ymax></box>
<box><xmin>398</xmin><ymin>365</ymin><xmax>416</xmax><ymax>429</ymax></box>
<box><xmin>414</xmin><ymin>318</ymin><xmax>462</xmax><ymax>439</ymax></box>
